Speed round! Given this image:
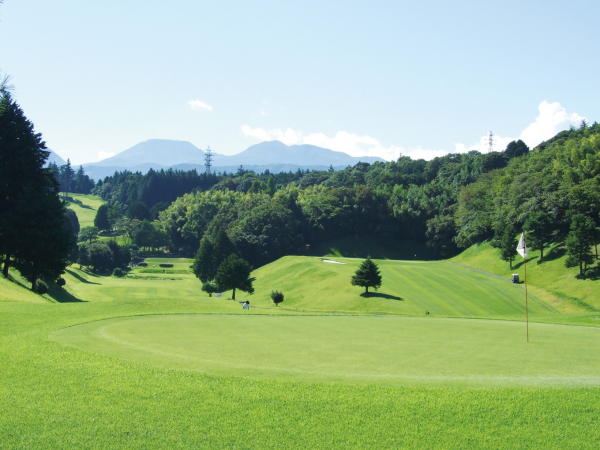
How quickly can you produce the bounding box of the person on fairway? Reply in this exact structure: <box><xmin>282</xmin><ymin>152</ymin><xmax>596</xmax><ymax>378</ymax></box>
<box><xmin>243</xmin><ymin>301</ymin><xmax>250</xmax><ymax>310</ymax></box>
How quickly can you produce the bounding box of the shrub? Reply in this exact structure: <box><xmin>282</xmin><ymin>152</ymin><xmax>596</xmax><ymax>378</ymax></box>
<box><xmin>112</xmin><ymin>267</ymin><xmax>124</xmax><ymax>277</ymax></box>
<box><xmin>159</xmin><ymin>263</ymin><xmax>174</xmax><ymax>268</ymax></box>
<box><xmin>137</xmin><ymin>262</ymin><xmax>148</xmax><ymax>267</ymax></box>
<box><xmin>271</xmin><ymin>290</ymin><xmax>284</xmax><ymax>306</ymax></box>
<box><xmin>35</xmin><ymin>279</ymin><xmax>48</xmax><ymax>294</ymax></box>
<box><xmin>201</xmin><ymin>281</ymin><xmax>219</xmax><ymax>297</ymax></box>
<box><xmin>585</xmin><ymin>268</ymin><xmax>595</xmax><ymax>279</ymax></box>
<box><xmin>56</xmin><ymin>278</ymin><xmax>66</xmax><ymax>287</ymax></box>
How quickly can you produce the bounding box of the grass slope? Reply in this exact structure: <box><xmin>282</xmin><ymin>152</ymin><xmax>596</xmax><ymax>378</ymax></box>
<box><xmin>451</xmin><ymin>240</ymin><xmax>600</xmax><ymax>313</ymax></box>
<box><xmin>308</xmin><ymin>235</ymin><xmax>440</xmax><ymax>260</ymax></box>
<box><xmin>237</xmin><ymin>256</ymin><xmax>555</xmax><ymax>317</ymax></box>
<box><xmin>65</xmin><ymin>193</ymin><xmax>104</xmax><ymax>228</ymax></box>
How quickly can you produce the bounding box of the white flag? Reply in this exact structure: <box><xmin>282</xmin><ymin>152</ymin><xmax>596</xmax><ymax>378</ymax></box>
<box><xmin>516</xmin><ymin>232</ymin><xmax>528</xmax><ymax>259</ymax></box>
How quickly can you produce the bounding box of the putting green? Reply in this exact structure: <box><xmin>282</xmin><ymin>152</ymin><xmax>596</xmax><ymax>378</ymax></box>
<box><xmin>51</xmin><ymin>314</ymin><xmax>600</xmax><ymax>387</ymax></box>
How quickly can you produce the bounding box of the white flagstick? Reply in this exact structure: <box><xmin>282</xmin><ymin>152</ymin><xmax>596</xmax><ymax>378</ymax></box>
<box><xmin>516</xmin><ymin>232</ymin><xmax>529</xmax><ymax>342</ymax></box>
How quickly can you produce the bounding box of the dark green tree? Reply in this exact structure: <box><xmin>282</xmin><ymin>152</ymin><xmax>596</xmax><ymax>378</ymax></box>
<box><xmin>79</xmin><ymin>226</ymin><xmax>99</xmax><ymax>244</ymax></box>
<box><xmin>500</xmin><ymin>224</ymin><xmax>518</xmax><ymax>269</ymax></box>
<box><xmin>59</xmin><ymin>159</ymin><xmax>75</xmax><ymax>193</ymax></box>
<box><xmin>192</xmin><ymin>227</ymin><xmax>239</xmax><ymax>282</ymax></box>
<box><xmin>201</xmin><ymin>281</ymin><xmax>219</xmax><ymax>297</ymax></box>
<box><xmin>214</xmin><ymin>254</ymin><xmax>254</xmax><ymax>300</ymax></box>
<box><xmin>0</xmin><ymin>95</ymin><xmax>54</xmax><ymax>277</ymax></box>
<box><xmin>266</xmin><ymin>175</ymin><xmax>276</xmax><ymax>196</ymax></box>
<box><xmin>128</xmin><ymin>201</ymin><xmax>151</xmax><ymax>221</ymax></box>
<box><xmin>351</xmin><ymin>256</ymin><xmax>382</xmax><ymax>294</ymax></box>
<box><xmin>77</xmin><ymin>242</ymin><xmax>91</xmax><ymax>269</ymax></box>
<box><xmin>89</xmin><ymin>241</ymin><xmax>114</xmax><ymax>272</ymax></box>
<box><xmin>565</xmin><ymin>214</ymin><xmax>595</xmax><ymax>276</ymax></box>
<box><xmin>193</xmin><ymin>236</ymin><xmax>216</xmax><ymax>283</ymax></box>
<box><xmin>13</xmin><ymin>185</ymin><xmax>73</xmax><ymax>291</ymax></box>
<box><xmin>64</xmin><ymin>209</ymin><xmax>80</xmax><ymax>264</ymax></box>
<box><xmin>271</xmin><ymin>290</ymin><xmax>284</xmax><ymax>306</ymax></box>
<box><xmin>524</xmin><ymin>211</ymin><xmax>553</xmax><ymax>262</ymax></box>
<box><xmin>505</xmin><ymin>140</ymin><xmax>530</xmax><ymax>159</ymax></box>
<box><xmin>94</xmin><ymin>204</ymin><xmax>111</xmax><ymax>231</ymax></box>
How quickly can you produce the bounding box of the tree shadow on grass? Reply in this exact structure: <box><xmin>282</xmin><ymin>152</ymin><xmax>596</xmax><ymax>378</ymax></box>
<box><xmin>541</xmin><ymin>246</ymin><xmax>566</xmax><ymax>263</ymax></box>
<box><xmin>513</xmin><ymin>256</ymin><xmax>539</xmax><ymax>270</ymax></box>
<box><xmin>65</xmin><ymin>269</ymin><xmax>101</xmax><ymax>285</ymax></box>
<box><xmin>360</xmin><ymin>292</ymin><xmax>403</xmax><ymax>301</ymax></box>
<box><xmin>49</xmin><ymin>285</ymin><xmax>87</xmax><ymax>303</ymax></box>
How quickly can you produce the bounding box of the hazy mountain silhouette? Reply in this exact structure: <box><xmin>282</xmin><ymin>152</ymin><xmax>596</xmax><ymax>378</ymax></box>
<box><xmin>81</xmin><ymin>139</ymin><xmax>385</xmax><ymax>179</ymax></box>
<box><xmin>46</xmin><ymin>149</ymin><xmax>66</xmax><ymax>166</ymax></box>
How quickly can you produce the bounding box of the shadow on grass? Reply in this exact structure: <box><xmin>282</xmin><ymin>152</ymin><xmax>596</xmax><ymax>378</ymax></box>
<box><xmin>513</xmin><ymin>256</ymin><xmax>539</xmax><ymax>270</ymax></box>
<box><xmin>49</xmin><ymin>284</ymin><xmax>87</xmax><ymax>303</ymax></box>
<box><xmin>360</xmin><ymin>292</ymin><xmax>403</xmax><ymax>301</ymax></box>
<box><xmin>65</xmin><ymin>269</ymin><xmax>101</xmax><ymax>285</ymax></box>
<box><xmin>542</xmin><ymin>246</ymin><xmax>566</xmax><ymax>263</ymax></box>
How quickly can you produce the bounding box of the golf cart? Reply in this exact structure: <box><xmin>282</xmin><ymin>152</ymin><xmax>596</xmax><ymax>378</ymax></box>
<box><xmin>511</xmin><ymin>274</ymin><xmax>520</xmax><ymax>284</ymax></box>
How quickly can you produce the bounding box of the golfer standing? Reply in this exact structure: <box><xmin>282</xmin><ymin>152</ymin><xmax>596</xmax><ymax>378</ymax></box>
<box><xmin>243</xmin><ymin>301</ymin><xmax>250</xmax><ymax>310</ymax></box>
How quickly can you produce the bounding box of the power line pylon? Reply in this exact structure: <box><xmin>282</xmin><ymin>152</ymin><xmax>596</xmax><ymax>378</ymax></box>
<box><xmin>483</xmin><ymin>131</ymin><xmax>496</xmax><ymax>153</ymax></box>
<box><xmin>204</xmin><ymin>146</ymin><xmax>213</xmax><ymax>174</ymax></box>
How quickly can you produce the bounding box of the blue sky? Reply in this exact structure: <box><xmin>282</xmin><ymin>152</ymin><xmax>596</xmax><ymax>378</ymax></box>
<box><xmin>1</xmin><ymin>0</ymin><xmax>598</xmax><ymax>164</ymax></box>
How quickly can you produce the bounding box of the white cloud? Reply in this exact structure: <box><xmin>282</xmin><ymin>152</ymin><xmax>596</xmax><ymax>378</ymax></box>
<box><xmin>455</xmin><ymin>101</ymin><xmax>587</xmax><ymax>154</ymax></box>
<box><xmin>260</xmin><ymin>109</ymin><xmax>269</xmax><ymax>116</ymax></box>
<box><xmin>188</xmin><ymin>100</ymin><xmax>213</xmax><ymax>111</ymax></box>
<box><xmin>519</xmin><ymin>101</ymin><xmax>585</xmax><ymax>148</ymax></box>
<box><xmin>241</xmin><ymin>126</ymin><xmax>424</xmax><ymax>161</ymax></box>
<box><xmin>97</xmin><ymin>151</ymin><xmax>115</xmax><ymax>161</ymax></box>
<box><xmin>241</xmin><ymin>101</ymin><xmax>587</xmax><ymax>162</ymax></box>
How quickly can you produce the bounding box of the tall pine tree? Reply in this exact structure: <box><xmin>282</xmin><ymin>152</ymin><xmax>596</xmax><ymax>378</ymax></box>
<box><xmin>351</xmin><ymin>256</ymin><xmax>382</xmax><ymax>294</ymax></box>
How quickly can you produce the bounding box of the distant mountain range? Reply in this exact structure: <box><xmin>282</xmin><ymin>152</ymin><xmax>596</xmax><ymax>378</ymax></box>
<box><xmin>46</xmin><ymin>149</ymin><xmax>66</xmax><ymax>166</ymax></box>
<box><xmin>79</xmin><ymin>139</ymin><xmax>384</xmax><ymax>180</ymax></box>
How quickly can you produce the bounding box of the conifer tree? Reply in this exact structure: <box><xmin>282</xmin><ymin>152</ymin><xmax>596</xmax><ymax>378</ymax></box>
<box><xmin>351</xmin><ymin>256</ymin><xmax>382</xmax><ymax>294</ymax></box>
<box><xmin>565</xmin><ymin>214</ymin><xmax>595</xmax><ymax>275</ymax></box>
<box><xmin>500</xmin><ymin>224</ymin><xmax>518</xmax><ymax>269</ymax></box>
<box><xmin>214</xmin><ymin>254</ymin><xmax>254</xmax><ymax>300</ymax></box>
<box><xmin>524</xmin><ymin>211</ymin><xmax>553</xmax><ymax>262</ymax></box>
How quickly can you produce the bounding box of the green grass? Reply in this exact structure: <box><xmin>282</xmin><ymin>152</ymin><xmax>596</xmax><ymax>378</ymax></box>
<box><xmin>3</xmin><ymin>252</ymin><xmax>600</xmax><ymax>447</ymax></box>
<box><xmin>308</xmin><ymin>235</ymin><xmax>440</xmax><ymax>260</ymax></box>
<box><xmin>65</xmin><ymin>193</ymin><xmax>105</xmax><ymax>228</ymax></box>
<box><xmin>236</xmin><ymin>256</ymin><xmax>555</xmax><ymax>317</ymax></box>
<box><xmin>451</xmin><ymin>240</ymin><xmax>600</xmax><ymax>313</ymax></box>
<box><xmin>51</xmin><ymin>314</ymin><xmax>600</xmax><ymax>388</ymax></box>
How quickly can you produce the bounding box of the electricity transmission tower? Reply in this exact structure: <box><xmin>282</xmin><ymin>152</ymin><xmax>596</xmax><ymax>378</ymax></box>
<box><xmin>483</xmin><ymin>131</ymin><xmax>496</xmax><ymax>153</ymax></box>
<box><xmin>204</xmin><ymin>146</ymin><xmax>213</xmax><ymax>174</ymax></box>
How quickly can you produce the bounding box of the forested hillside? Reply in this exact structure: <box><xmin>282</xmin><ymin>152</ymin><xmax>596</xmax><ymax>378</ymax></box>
<box><xmin>83</xmin><ymin>121</ymin><xmax>600</xmax><ymax>273</ymax></box>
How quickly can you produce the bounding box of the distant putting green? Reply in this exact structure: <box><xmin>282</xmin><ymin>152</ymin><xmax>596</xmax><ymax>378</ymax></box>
<box><xmin>50</xmin><ymin>314</ymin><xmax>600</xmax><ymax>387</ymax></box>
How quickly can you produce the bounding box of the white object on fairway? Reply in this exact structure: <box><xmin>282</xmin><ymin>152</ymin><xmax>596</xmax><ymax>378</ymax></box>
<box><xmin>322</xmin><ymin>259</ymin><xmax>345</xmax><ymax>264</ymax></box>
<box><xmin>516</xmin><ymin>232</ymin><xmax>528</xmax><ymax>259</ymax></box>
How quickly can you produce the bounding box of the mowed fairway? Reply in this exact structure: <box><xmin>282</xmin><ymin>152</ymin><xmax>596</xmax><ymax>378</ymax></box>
<box><xmin>237</xmin><ymin>256</ymin><xmax>556</xmax><ymax>317</ymax></box>
<box><xmin>65</xmin><ymin>193</ymin><xmax>105</xmax><ymax>228</ymax></box>
<box><xmin>51</xmin><ymin>314</ymin><xmax>600</xmax><ymax>387</ymax></box>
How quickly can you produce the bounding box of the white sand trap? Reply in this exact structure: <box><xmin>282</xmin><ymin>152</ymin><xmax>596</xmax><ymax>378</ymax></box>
<box><xmin>323</xmin><ymin>259</ymin><xmax>346</xmax><ymax>264</ymax></box>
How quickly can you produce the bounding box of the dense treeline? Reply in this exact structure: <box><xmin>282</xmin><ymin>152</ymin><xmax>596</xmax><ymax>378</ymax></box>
<box><xmin>153</xmin><ymin>122</ymin><xmax>600</xmax><ymax>275</ymax></box>
<box><xmin>0</xmin><ymin>92</ymin><xmax>76</xmax><ymax>291</ymax></box>
<box><xmin>48</xmin><ymin>160</ymin><xmax>95</xmax><ymax>194</ymax></box>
